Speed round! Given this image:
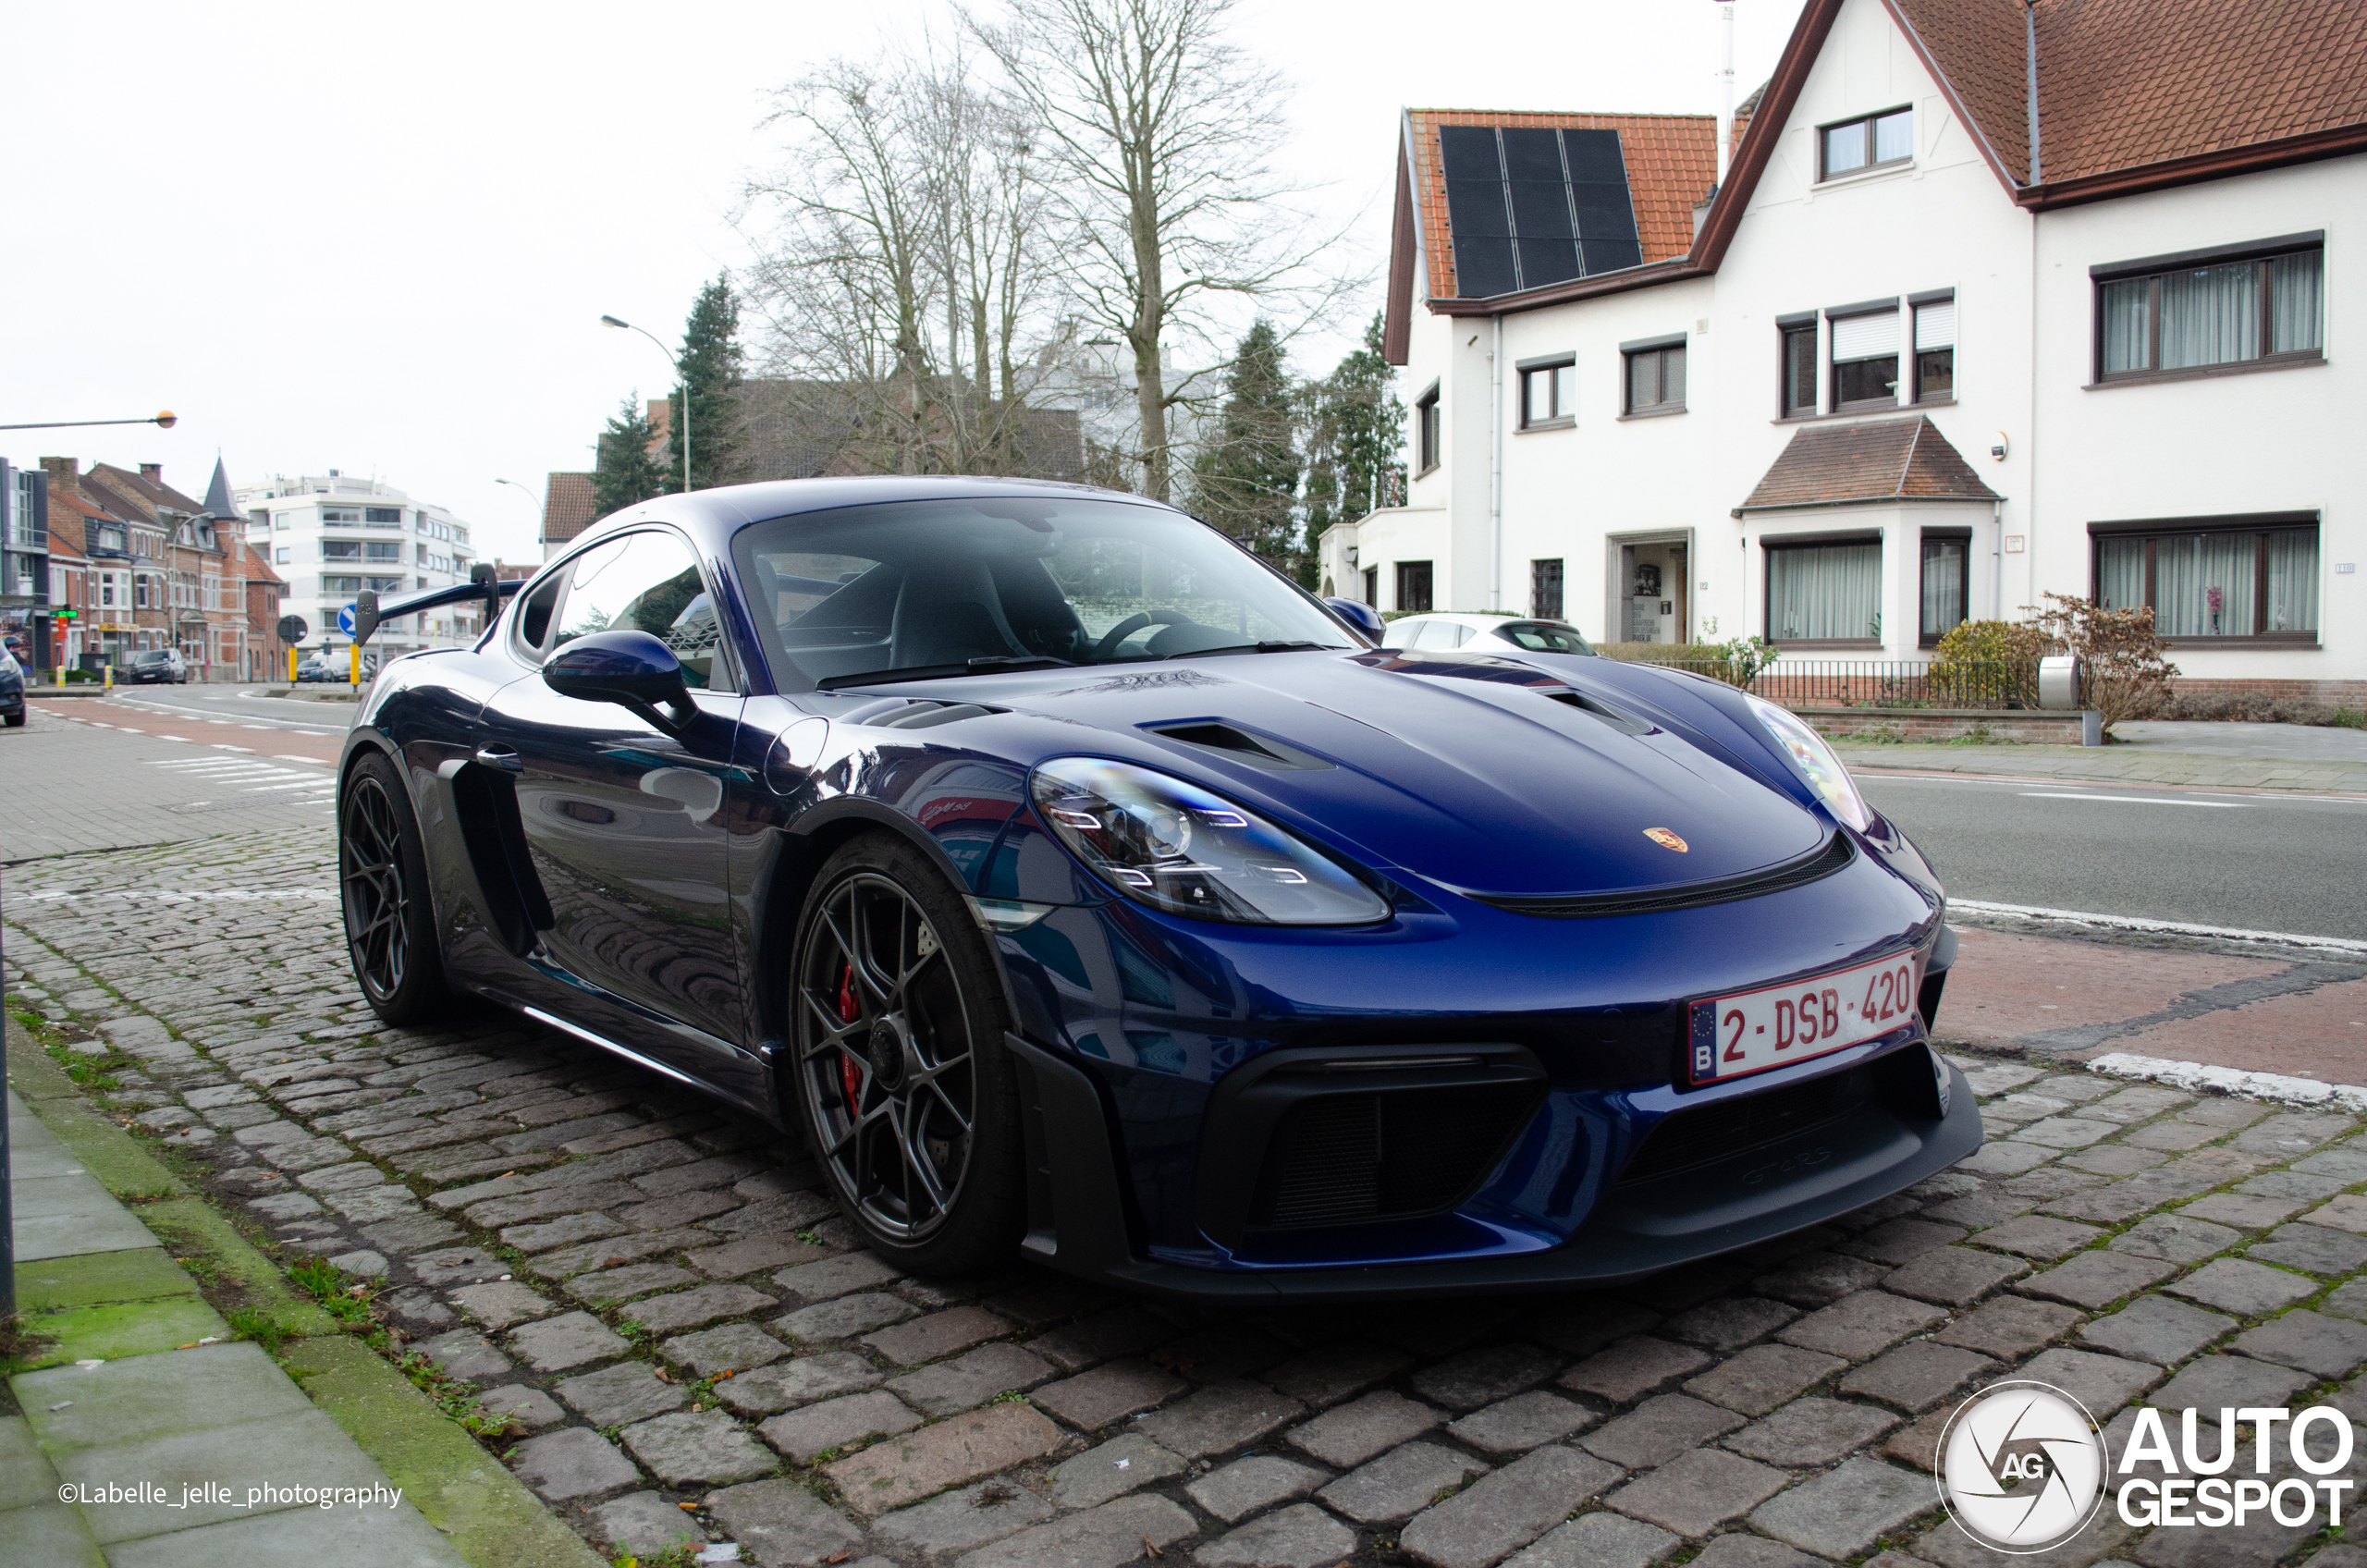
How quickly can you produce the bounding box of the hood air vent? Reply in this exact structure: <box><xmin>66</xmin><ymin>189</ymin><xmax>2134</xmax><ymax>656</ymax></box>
<box><xmin>844</xmin><ymin>698</ymin><xmax>1002</xmax><ymax>729</ymax></box>
<box><xmin>1545</xmin><ymin>689</ymin><xmax>1654</xmax><ymax>736</ymax></box>
<box><xmin>1147</xmin><ymin>722</ymin><xmax>1333</xmax><ymax>771</ymax></box>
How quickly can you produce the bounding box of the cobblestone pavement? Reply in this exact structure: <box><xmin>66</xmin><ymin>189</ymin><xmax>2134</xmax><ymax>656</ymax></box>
<box><xmin>8</xmin><ymin>821</ymin><xmax>2367</xmax><ymax>1568</ymax></box>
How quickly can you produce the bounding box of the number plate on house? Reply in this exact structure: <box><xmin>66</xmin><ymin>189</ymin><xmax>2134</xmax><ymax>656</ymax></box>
<box><xmin>1687</xmin><ymin>950</ymin><xmax>1924</xmax><ymax>1084</ymax></box>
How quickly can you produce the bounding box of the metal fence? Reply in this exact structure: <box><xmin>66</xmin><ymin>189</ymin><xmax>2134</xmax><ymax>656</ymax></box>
<box><xmin>1602</xmin><ymin>655</ymin><xmax>2044</xmax><ymax>710</ymax></box>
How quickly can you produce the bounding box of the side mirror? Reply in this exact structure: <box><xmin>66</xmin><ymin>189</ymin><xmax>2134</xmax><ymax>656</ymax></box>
<box><xmin>1323</xmin><ymin>596</ymin><xmax>1385</xmax><ymax>643</ymax></box>
<box><xmin>352</xmin><ymin>590</ymin><xmax>380</xmax><ymax>646</ymax></box>
<box><xmin>543</xmin><ymin>630</ymin><xmax>696</xmax><ymax>731</ymax></box>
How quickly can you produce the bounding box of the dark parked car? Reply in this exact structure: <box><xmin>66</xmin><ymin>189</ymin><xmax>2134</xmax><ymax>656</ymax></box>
<box><xmin>125</xmin><ymin>648</ymin><xmax>188</xmax><ymax>684</ymax></box>
<box><xmin>297</xmin><ymin>650</ymin><xmax>374</xmax><ymax>683</ymax></box>
<box><xmin>0</xmin><ymin>649</ymin><xmax>24</xmax><ymax>728</ymax></box>
<box><xmin>336</xmin><ymin>477</ymin><xmax>1975</xmax><ymax>1299</ymax></box>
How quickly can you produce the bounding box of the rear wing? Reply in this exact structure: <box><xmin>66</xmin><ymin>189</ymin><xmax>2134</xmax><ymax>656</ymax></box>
<box><xmin>354</xmin><ymin>563</ymin><xmax>524</xmax><ymax>644</ymax></box>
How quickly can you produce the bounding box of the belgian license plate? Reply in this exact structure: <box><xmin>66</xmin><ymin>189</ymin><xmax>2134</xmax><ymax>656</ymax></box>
<box><xmin>1688</xmin><ymin>950</ymin><xmax>1924</xmax><ymax>1084</ymax></box>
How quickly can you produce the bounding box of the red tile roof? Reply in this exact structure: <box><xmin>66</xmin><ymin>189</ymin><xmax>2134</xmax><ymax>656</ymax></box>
<box><xmin>1737</xmin><ymin>418</ymin><xmax>2001</xmax><ymax>512</ymax></box>
<box><xmin>1888</xmin><ymin>0</ymin><xmax>2367</xmax><ymax>194</ymax></box>
<box><xmin>1404</xmin><ymin>110</ymin><xmax>1717</xmax><ymax>302</ymax></box>
<box><xmin>542</xmin><ymin>472</ymin><xmax>599</xmax><ymax>546</ymax></box>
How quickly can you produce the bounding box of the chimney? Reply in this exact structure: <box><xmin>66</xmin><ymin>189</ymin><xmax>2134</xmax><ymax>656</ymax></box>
<box><xmin>41</xmin><ymin>457</ymin><xmax>80</xmax><ymax>494</ymax></box>
<box><xmin>141</xmin><ymin>462</ymin><xmax>164</xmax><ymax>485</ymax></box>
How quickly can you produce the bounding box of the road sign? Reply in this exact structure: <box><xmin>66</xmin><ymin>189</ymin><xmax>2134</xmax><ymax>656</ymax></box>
<box><xmin>276</xmin><ymin>613</ymin><xmax>307</xmax><ymax>643</ymax></box>
<box><xmin>337</xmin><ymin>605</ymin><xmax>355</xmax><ymax>636</ymax></box>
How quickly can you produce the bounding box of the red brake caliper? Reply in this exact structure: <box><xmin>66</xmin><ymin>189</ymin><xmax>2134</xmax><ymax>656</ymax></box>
<box><xmin>837</xmin><ymin>963</ymin><xmax>862</xmax><ymax>1109</ymax></box>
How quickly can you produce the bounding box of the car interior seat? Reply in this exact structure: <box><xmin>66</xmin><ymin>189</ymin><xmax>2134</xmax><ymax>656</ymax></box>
<box><xmin>888</xmin><ymin>559</ymin><xmax>1027</xmax><ymax>668</ymax></box>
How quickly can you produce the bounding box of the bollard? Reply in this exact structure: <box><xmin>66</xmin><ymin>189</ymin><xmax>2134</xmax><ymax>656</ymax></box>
<box><xmin>103</xmin><ymin>661</ymin><xmax>113</xmax><ymax>693</ymax></box>
<box><xmin>288</xmin><ymin>647</ymin><xmax>299</xmax><ymax>683</ymax></box>
<box><xmin>349</xmin><ymin>643</ymin><xmax>360</xmax><ymax>688</ymax></box>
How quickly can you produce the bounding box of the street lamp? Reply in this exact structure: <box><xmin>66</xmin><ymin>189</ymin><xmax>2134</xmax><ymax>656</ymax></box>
<box><xmin>600</xmin><ymin>315</ymin><xmax>689</xmax><ymax>494</ymax></box>
<box><xmin>0</xmin><ymin>410</ymin><xmax>178</xmax><ymax>432</ymax></box>
<box><xmin>494</xmin><ymin>476</ymin><xmax>545</xmax><ymax>542</ymax></box>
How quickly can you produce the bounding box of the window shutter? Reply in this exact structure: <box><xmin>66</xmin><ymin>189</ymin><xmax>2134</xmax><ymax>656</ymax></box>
<box><xmin>1915</xmin><ymin>300</ymin><xmax>1956</xmax><ymax>350</ymax></box>
<box><xmin>1831</xmin><ymin>311</ymin><xmax>1898</xmax><ymax>360</ymax></box>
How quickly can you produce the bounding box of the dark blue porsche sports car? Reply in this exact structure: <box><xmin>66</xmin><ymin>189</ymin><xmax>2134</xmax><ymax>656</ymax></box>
<box><xmin>340</xmin><ymin>477</ymin><xmax>1979</xmax><ymax>1301</ymax></box>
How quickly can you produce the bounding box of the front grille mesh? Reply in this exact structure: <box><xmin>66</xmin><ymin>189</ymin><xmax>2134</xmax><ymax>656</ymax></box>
<box><xmin>1254</xmin><ymin>1084</ymin><xmax>1537</xmax><ymax>1229</ymax></box>
<box><xmin>1476</xmin><ymin>833</ymin><xmax>1855</xmax><ymax>919</ymax></box>
<box><xmin>1618</xmin><ymin>1067</ymin><xmax>1871</xmax><ymax>1185</ymax></box>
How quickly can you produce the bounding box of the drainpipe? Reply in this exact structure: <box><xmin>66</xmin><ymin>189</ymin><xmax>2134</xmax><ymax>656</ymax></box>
<box><xmin>2024</xmin><ymin>1</ymin><xmax>2042</xmax><ymax>625</ymax></box>
<box><xmin>1993</xmin><ymin>498</ymin><xmax>2005</xmax><ymax>620</ymax></box>
<box><xmin>1490</xmin><ymin>315</ymin><xmax>1504</xmax><ymax>612</ymax></box>
<box><xmin>2024</xmin><ymin>2</ymin><xmax>2042</xmax><ymax>187</ymax></box>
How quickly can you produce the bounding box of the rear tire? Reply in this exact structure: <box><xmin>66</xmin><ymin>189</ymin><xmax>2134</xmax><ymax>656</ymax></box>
<box><xmin>789</xmin><ymin>833</ymin><xmax>1026</xmax><ymax>1276</ymax></box>
<box><xmin>339</xmin><ymin>750</ymin><xmax>454</xmax><ymax>1024</ymax></box>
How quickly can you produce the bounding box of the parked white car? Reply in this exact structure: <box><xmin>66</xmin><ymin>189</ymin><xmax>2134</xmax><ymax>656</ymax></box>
<box><xmin>1380</xmin><ymin>612</ymin><xmax>1595</xmax><ymax>656</ymax></box>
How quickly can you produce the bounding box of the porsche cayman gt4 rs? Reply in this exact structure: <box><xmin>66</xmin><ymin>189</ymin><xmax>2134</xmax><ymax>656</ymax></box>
<box><xmin>337</xmin><ymin>476</ymin><xmax>1979</xmax><ymax>1301</ymax></box>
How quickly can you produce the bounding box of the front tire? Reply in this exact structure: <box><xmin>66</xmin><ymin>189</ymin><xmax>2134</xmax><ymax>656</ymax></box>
<box><xmin>339</xmin><ymin>750</ymin><xmax>453</xmax><ymax>1024</ymax></box>
<box><xmin>790</xmin><ymin>834</ymin><xmax>1025</xmax><ymax>1275</ymax></box>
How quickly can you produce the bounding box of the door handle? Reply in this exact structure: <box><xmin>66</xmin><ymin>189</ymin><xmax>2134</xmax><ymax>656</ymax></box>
<box><xmin>473</xmin><ymin>745</ymin><xmax>523</xmax><ymax>772</ymax></box>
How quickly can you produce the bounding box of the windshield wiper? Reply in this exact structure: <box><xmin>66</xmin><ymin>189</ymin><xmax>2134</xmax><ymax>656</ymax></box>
<box><xmin>817</xmin><ymin>655</ymin><xmax>1074</xmax><ymax>692</ymax></box>
<box><xmin>1158</xmin><ymin>641</ymin><xmax>1342</xmax><ymax>661</ymax></box>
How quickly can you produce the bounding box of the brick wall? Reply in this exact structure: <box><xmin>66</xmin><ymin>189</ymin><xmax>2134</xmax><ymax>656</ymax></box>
<box><xmin>2166</xmin><ymin>677</ymin><xmax>2367</xmax><ymax>708</ymax></box>
<box><xmin>1797</xmin><ymin>706</ymin><xmax>2089</xmax><ymax>743</ymax></box>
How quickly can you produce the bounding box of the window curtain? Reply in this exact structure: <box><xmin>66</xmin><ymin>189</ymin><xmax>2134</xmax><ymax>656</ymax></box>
<box><xmin>1769</xmin><ymin>541</ymin><xmax>1882</xmax><ymax>640</ymax></box>
<box><xmin>2160</xmin><ymin>263</ymin><xmax>2258</xmax><ymax>370</ymax></box>
<box><xmin>2096</xmin><ymin>537</ymin><xmax>2145</xmax><ymax>612</ymax></box>
<box><xmin>1919</xmin><ymin>538</ymin><xmax>1965</xmax><ymax>638</ymax></box>
<box><xmin>2269</xmin><ymin>252</ymin><xmax>2324</xmax><ymax>354</ymax></box>
<box><xmin>2263</xmin><ymin>529</ymin><xmax>2319</xmax><ymax>633</ymax></box>
<box><xmin>2153</xmin><ymin>533</ymin><xmax>2256</xmax><ymax>636</ymax></box>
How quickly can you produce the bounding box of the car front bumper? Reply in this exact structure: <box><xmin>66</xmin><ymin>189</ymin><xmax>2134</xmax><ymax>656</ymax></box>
<box><xmin>1006</xmin><ymin>1034</ymin><xmax>1981</xmax><ymax>1304</ymax></box>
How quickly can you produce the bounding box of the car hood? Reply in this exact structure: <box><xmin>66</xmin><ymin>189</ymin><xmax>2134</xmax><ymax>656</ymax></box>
<box><xmin>944</xmin><ymin>649</ymin><xmax>1830</xmax><ymax>900</ymax></box>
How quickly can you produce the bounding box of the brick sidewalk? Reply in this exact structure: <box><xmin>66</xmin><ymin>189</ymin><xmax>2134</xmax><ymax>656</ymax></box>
<box><xmin>6</xmin><ymin>824</ymin><xmax>2367</xmax><ymax>1568</ymax></box>
<box><xmin>1831</xmin><ymin>741</ymin><xmax>2367</xmax><ymax>797</ymax></box>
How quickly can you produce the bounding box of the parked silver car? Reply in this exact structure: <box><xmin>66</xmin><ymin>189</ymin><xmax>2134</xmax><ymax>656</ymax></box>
<box><xmin>124</xmin><ymin>648</ymin><xmax>189</xmax><ymax>684</ymax></box>
<box><xmin>1380</xmin><ymin>611</ymin><xmax>1596</xmax><ymax>655</ymax></box>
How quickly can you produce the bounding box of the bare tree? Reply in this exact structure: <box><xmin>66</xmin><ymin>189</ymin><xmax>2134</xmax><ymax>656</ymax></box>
<box><xmin>970</xmin><ymin>0</ymin><xmax>1342</xmax><ymax>502</ymax></box>
<box><xmin>742</xmin><ymin>41</ymin><xmax>1066</xmax><ymax>478</ymax></box>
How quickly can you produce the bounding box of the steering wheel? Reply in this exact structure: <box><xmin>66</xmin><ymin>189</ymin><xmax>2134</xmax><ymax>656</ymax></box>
<box><xmin>1091</xmin><ymin>608</ymin><xmax>1189</xmax><ymax>662</ymax></box>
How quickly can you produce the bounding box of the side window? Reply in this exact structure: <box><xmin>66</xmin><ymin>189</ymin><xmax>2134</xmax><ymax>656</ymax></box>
<box><xmin>551</xmin><ymin>531</ymin><xmax>727</xmax><ymax>691</ymax></box>
<box><xmin>1380</xmin><ymin>619</ymin><xmax>1422</xmax><ymax>649</ymax></box>
<box><xmin>512</xmin><ymin>573</ymin><xmax>563</xmax><ymax>660</ymax></box>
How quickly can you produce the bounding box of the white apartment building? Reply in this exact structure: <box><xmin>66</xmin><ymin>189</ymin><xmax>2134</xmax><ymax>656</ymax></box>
<box><xmin>1333</xmin><ymin>0</ymin><xmax>2362</xmax><ymax>702</ymax></box>
<box><xmin>234</xmin><ymin>471</ymin><xmax>479</xmax><ymax>657</ymax></box>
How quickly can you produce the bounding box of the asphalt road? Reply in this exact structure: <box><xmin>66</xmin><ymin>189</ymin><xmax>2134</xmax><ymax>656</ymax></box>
<box><xmin>90</xmin><ymin>682</ymin><xmax>357</xmax><ymax>735</ymax></box>
<box><xmin>1858</xmin><ymin>771</ymin><xmax>2367</xmax><ymax>941</ymax></box>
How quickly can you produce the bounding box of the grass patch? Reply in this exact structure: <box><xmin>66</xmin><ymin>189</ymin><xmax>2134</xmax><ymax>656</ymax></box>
<box><xmin>227</xmin><ymin>1306</ymin><xmax>300</xmax><ymax>1355</ymax></box>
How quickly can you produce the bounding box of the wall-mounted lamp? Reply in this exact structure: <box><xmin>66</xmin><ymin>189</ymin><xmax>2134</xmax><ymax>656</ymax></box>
<box><xmin>1345</xmin><ymin>545</ymin><xmax>1359</xmax><ymax>568</ymax></box>
<box><xmin>1990</xmin><ymin>432</ymin><xmax>2009</xmax><ymax>460</ymax></box>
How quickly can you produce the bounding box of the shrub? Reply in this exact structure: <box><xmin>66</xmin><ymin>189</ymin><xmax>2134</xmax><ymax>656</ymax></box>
<box><xmin>2022</xmin><ymin>594</ymin><xmax>2178</xmax><ymax>735</ymax></box>
<box><xmin>1930</xmin><ymin>619</ymin><xmax>2048</xmax><ymax>708</ymax></box>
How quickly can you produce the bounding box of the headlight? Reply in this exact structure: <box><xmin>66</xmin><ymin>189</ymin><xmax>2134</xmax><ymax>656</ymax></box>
<box><xmin>1747</xmin><ymin>694</ymin><xmax>1871</xmax><ymax>831</ymax></box>
<box><xmin>1030</xmin><ymin>757</ymin><xmax>1391</xmax><ymax>925</ymax></box>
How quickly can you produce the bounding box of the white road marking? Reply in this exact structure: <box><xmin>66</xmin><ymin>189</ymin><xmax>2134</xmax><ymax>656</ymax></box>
<box><xmin>274</xmin><ymin>755</ymin><xmax>330</xmax><ymax>766</ymax></box>
<box><xmin>210</xmin><ymin>744</ymin><xmax>255</xmax><ymax>753</ymax></box>
<box><xmin>1949</xmin><ymin>898</ymin><xmax>2367</xmax><ymax>959</ymax></box>
<box><xmin>2017</xmin><ymin>791</ymin><xmax>2245</xmax><ymax>807</ymax></box>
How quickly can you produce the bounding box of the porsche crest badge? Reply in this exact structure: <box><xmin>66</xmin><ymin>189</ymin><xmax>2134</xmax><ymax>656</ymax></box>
<box><xmin>1643</xmin><ymin>827</ymin><xmax>1689</xmax><ymax>852</ymax></box>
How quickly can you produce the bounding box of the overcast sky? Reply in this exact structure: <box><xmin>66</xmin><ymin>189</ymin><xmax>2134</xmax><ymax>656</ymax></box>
<box><xmin>2</xmin><ymin>0</ymin><xmax>1806</xmax><ymax>564</ymax></box>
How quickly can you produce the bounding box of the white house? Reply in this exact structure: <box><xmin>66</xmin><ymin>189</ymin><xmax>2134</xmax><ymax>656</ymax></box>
<box><xmin>234</xmin><ymin>471</ymin><xmax>479</xmax><ymax>659</ymax></box>
<box><xmin>1335</xmin><ymin>0</ymin><xmax>2362</xmax><ymax>702</ymax></box>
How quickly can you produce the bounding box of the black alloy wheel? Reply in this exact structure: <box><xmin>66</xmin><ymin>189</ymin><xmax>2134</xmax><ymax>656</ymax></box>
<box><xmin>338</xmin><ymin>751</ymin><xmax>452</xmax><ymax>1023</ymax></box>
<box><xmin>792</xmin><ymin>836</ymin><xmax>1024</xmax><ymax>1272</ymax></box>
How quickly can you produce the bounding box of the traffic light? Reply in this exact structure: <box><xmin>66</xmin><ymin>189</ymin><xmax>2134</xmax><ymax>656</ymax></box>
<box><xmin>51</xmin><ymin>606</ymin><xmax>77</xmax><ymax>621</ymax></box>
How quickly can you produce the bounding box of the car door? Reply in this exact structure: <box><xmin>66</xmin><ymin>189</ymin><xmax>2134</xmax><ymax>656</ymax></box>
<box><xmin>477</xmin><ymin>527</ymin><xmax>753</xmax><ymax>1086</ymax></box>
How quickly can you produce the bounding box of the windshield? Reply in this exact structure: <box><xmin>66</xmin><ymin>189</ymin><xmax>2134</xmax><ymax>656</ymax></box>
<box><xmin>732</xmin><ymin>496</ymin><xmax>1354</xmax><ymax>690</ymax></box>
<box><xmin>132</xmin><ymin>651</ymin><xmax>171</xmax><ymax>665</ymax></box>
<box><xmin>1498</xmin><ymin>621</ymin><xmax>1594</xmax><ymax>654</ymax></box>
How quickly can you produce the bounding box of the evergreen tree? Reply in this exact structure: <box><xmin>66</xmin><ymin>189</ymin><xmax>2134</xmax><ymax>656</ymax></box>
<box><xmin>1190</xmin><ymin>321</ymin><xmax>1301</xmax><ymax>564</ymax></box>
<box><xmin>1298</xmin><ymin>312</ymin><xmax>1407</xmax><ymax>591</ymax></box>
<box><xmin>593</xmin><ymin>392</ymin><xmax>671</xmax><ymax>516</ymax></box>
<box><xmin>670</xmin><ymin>275</ymin><xmax>743</xmax><ymax>491</ymax></box>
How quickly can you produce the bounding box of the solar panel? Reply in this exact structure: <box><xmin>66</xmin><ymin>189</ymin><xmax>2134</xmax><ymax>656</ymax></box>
<box><xmin>1441</xmin><ymin>124</ymin><xmax>1644</xmax><ymax>299</ymax></box>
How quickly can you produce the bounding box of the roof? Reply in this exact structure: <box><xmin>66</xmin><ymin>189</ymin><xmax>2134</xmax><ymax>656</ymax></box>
<box><xmin>542</xmin><ymin>472</ymin><xmax>599</xmax><ymax>546</ymax></box>
<box><xmin>1386</xmin><ymin>0</ymin><xmax>2367</xmax><ymax>350</ymax></box>
<box><xmin>202</xmin><ymin>459</ymin><xmax>245</xmax><ymax>521</ymax></box>
<box><xmin>85</xmin><ymin>462</ymin><xmax>208</xmax><ymax>520</ymax></box>
<box><xmin>45</xmin><ymin>527</ymin><xmax>89</xmax><ymax>564</ymax></box>
<box><xmin>1735</xmin><ymin>417</ymin><xmax>2001</xmax><ymax>513</ymax></box>
<box><xmin>1402</xmin><ymin>110</ymin><xmax>1717</xmax><ymax>304</ymax></box>
<box><xmin>1890</xmin><ymin>0</ymin><xmax>2367</xmax><ymax>197</ymax></box>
